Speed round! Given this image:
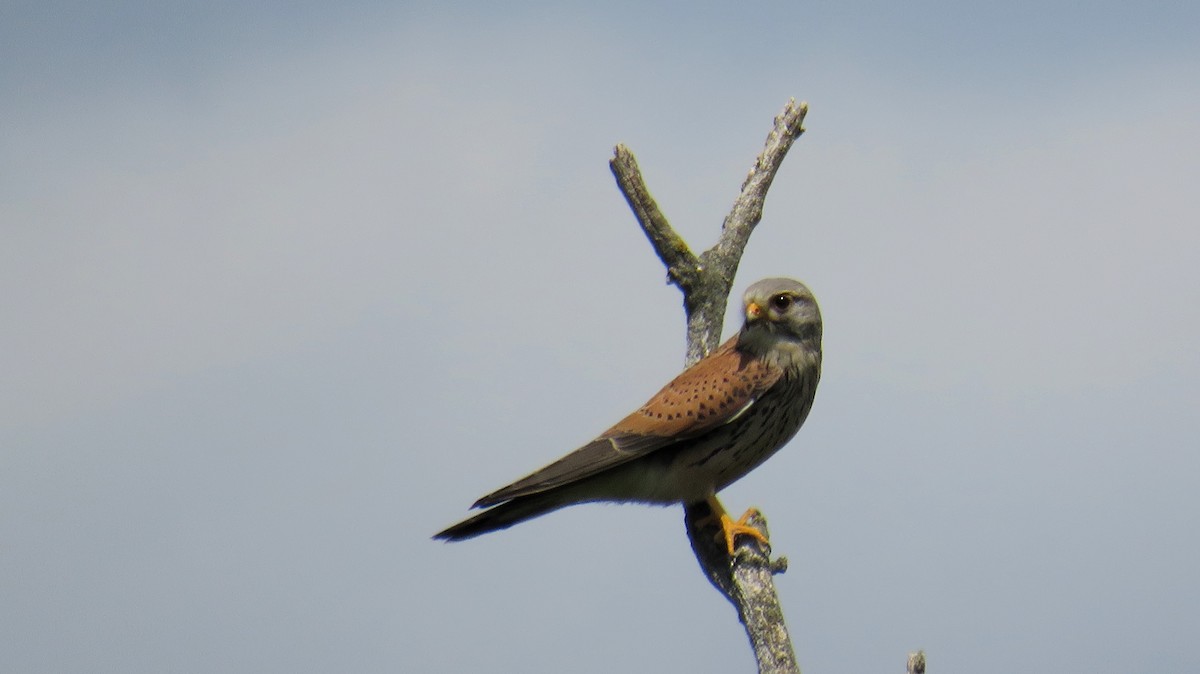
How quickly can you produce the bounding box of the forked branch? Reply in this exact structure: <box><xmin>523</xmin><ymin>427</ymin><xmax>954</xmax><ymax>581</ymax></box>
<box><xmin>608</xmin><ymin>98</ymin><xmax>808</xmax><ymax>674</ymax></box>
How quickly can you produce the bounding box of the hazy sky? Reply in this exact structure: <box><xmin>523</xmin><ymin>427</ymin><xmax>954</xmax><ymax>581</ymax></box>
<box><xmin>3</xmin><ymin>2</ymin><xmax>1198</xmax><ymax>672</ymax></box>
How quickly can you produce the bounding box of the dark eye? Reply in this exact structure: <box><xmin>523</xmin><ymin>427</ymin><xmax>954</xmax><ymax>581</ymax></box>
<box><xmin>770</xmin><ymin>293</ymin><xmax>793</xmax><ymax>311</ymax></box>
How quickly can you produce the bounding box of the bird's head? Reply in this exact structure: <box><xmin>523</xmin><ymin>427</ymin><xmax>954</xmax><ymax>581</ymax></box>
<box><xmin>737</xmin><ymin>277</ymin><xmax>822</xmax><ymax>366</ymax></box>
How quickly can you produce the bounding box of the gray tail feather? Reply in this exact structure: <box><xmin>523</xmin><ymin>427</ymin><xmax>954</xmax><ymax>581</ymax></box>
<box><xmin>433</xmin><ymin>493</ymin><xmax>567</xmax><ymax>542</ymax></box>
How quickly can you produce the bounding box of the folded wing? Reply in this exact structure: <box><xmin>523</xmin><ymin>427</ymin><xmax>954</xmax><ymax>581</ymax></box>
<box><xmin>473</xmin><ymin>336</ymin><xmax>782</xmax><ymax>507</ymax></box>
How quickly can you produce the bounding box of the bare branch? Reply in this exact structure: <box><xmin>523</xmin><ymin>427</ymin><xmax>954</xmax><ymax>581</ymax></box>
<box><xmin>701</xmin><ymin>98</ymin><xmax>809</xmax><ymax>314</ymax></box>
<box><xmin>608</xmin><ymin>101</ymin><xmax>808</xmax><ymax>361</ymax></box>
<box><xmin>908</xmin><ymin>650</ymin><xmax>927</xmax><ymax>674</ymax></box>
<box><xmin>609</xmin><ymin>144</ymin><xmax>701</xmax><ymax>291</ymax></box>
<box><xmin>687</xmin><ymin>98</ymin><xmax>808</xmax><ymax>364</ymax></box>
<box><xmin>610</xmin><ymin>98</ymin><xmax>809</xmax><ymax>674</ymax></box>
<box><xmin>686</xmin><ymin>503</ymin><xmax>798</xmax><ymax>674</ymax></box>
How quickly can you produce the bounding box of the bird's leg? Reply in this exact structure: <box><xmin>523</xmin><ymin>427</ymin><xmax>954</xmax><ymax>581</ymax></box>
<box><xmin>703</xmin><ymin>495</ymin><xmax>770</xmax><ymax>555</ymax></box>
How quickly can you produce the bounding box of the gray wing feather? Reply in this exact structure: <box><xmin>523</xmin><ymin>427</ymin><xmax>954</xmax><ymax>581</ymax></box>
<box><xmin>472</xmin><ymin>433</ymin><xmax>678</xmax><ymax>508</ymax></box>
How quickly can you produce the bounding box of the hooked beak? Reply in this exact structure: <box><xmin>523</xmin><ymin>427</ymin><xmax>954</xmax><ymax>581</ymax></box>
<box><xmin>745</xmin><ymin>301</ymin><xmax>763</xmax><ymax>323</ymax></box>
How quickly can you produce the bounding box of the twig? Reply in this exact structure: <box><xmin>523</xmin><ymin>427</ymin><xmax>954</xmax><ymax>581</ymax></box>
<box><xmin>608</xmin><ymin>98</ymin><xmax>808</xmax><ymax>674</ymax></box>
<box><xmin>705</xmin><ymin>98</ymin><xmax>809</xmax><ymax>279</ymax></box>
<box><xmin>609</xmin><ymin>146</ymin><xmax>701</xmax><ymax>291</ymax></box>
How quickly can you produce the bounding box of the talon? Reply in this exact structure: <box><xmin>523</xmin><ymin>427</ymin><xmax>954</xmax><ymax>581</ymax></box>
<box><xmin>705</xmin><ymin>496</ymin><xmax>770</xmax><ymax>555</ymax></box>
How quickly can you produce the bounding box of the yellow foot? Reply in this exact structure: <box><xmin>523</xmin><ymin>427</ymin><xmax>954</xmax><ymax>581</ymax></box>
<box><xmin>704</xmin><ymin>495</ymin><xmax>770</xmax><ymax>555</ymax></box>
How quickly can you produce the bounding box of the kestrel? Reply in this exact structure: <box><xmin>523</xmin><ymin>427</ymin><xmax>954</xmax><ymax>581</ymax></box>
<box><xmin>434</xmin><ymin>277</ymin><xmax>822</xmax><ymax>554</ymax></box>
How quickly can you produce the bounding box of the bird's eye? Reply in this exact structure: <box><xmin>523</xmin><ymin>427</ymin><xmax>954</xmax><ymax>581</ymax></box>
<box><xmin>770</xmin><ymin>294</ymin><xmax>793</xmax><ymax>311</ymax></box>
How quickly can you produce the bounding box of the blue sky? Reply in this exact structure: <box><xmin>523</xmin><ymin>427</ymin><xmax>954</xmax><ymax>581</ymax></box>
<box><xmin>3</xmin><ymin>2</ymin><xmax>1198</xmax><ymax>672</ymax></box>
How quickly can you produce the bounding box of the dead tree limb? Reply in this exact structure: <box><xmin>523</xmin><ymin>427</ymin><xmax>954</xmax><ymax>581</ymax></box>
<box><xmin>609</xmin><ymin>98</ymin><xmax>808</xmax><ymax>674</ymax></box>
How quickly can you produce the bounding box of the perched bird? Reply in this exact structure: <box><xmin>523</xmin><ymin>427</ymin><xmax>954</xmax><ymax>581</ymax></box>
<box><xmin>434</xmin><ymin>277</ymin><xmax>822</xmax><ymax>554</ymax></box>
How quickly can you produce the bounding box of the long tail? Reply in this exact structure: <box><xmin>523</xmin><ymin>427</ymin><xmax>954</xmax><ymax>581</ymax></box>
<box><xmin>433</xmin><ymin>493</ymin><xmax>569</xmax><ymax>542</ymax></box>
